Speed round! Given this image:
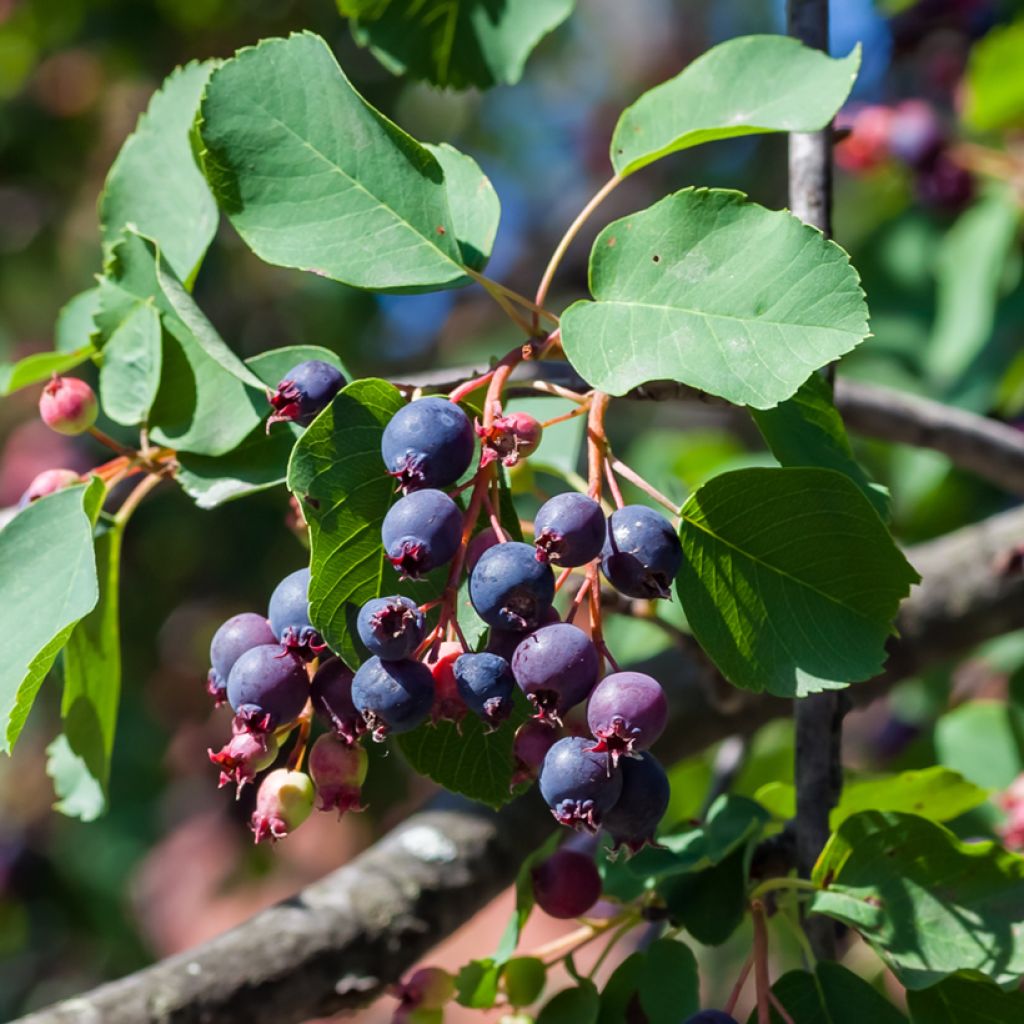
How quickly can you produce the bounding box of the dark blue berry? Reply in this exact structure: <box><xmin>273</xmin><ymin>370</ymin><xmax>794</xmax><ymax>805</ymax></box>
<box><xmin>208</xmin><ymin>612</ymin><xmax>276</xmax><ymax>705</ymax></box>
<box><xmin>381</xmin><ymin>396</ymin><xmax>475</xmax><ymax>491</ymax></box>
<box><xmin>268</xmin><ymin>568</ymin><xmax>323</xmax><ymax>656</ymax></box>
<box><xmin>602</xmin><ymin>752</ymin><xmax>670</xmax><ymax>855</ymax></box>
<box><xmin>310</xmin><ymin>657</ymin><xmax>366</xmax><ymax>745</ymax></box>
<box><xmin>530</xmin><ymin>848</ymin><xmax>602</xmax><ymax>919</ymax></box>
<box><xmin>351</xmin><ymin>656</ymin><xmax>434</xmax><ymax>741</ymax></box>
<box><xmin>453</xmin><ymin>653</ymin><xmax>514</xmax><ymax>727</ymax></box>
<box><xmin>539</xmin><ymin>736</ymin><xmax>622</xmax><ymax>832</ymax></box>
<box><xmin>226</xmin><ymin>644</ymin><xmax>310</xmax><ymax>731</ymax></box>
<box><xmin>470</xmin><ymin>541</ymin><xmax>555</xmax><ymax>631</ymax></box>
<box><xmin>357</xmin><ymin>596</ymin><xmax>425</xmax><ymax>660</ymax></box>
<box><xmin>533</xmin><ymin>493</ymin><xmax>606</xmax><ymax>567</ymax></box>
<box><xmin>683</xmin><ymin>1013</ymin><xmax>739</xmax><ymax>1024</ymax></box>
<box><xmin>381</xmin><ymin>489</ymin><xmax>462</xmax><ymax>581</ymax></box>
<box><xmin>268</xmin><ymin>360</ymin><xmax>346</xmax><ymax>428</ymax></box>
<box><xmin>587</xmin><ymin>672</ymin><xmax>667</xmax><ymax>765</ymax></box>
<box><xmin>601</xmin><ymin>505</ymin><xmax>682</xmax><ymax>600</ymax></box>
<box><xmin>511</xmin><ymin>623</ymin><xmax>599</xmax><ymax>724</ymax></box>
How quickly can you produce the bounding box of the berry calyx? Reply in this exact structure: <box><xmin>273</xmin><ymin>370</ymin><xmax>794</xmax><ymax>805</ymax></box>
<box><xmin>38</xmin><ymin>375</ymin><xmax>98</xmax><ymax>436</ymax></box>
<box><xmin>586</xmin><ymin>671</ymin><xmax>667</xmax><ymax>766</ymax></box>
<box><xmin>266</xmin><ymin>359</ymin><xmax>346</xmax><ymax>429</ymax></box>
<box><xmin>357</xmin><ymin>595</ymin><xmax>425</xmax><ymax>660</ymax></box>
<box><xmin>539</xmin><ymin>736</ymin><xmax>623</xmax><ymax>832</ymax></box>
<box><xmin>381</xmin><ymin>396</ymin><xmax>475</xmax><ymax>492</ymax></box>
<box><xmin>381</xmin><ymin>489</ymin><xmax>462</xmax><ymax>581</ymax></box>
<box><xmin>309</xmin><ymin>733</ymin><xmax>368</xmax><ymax>816</ymax></box>
<box><xmin>533</xmin><ymin>492</ymin><xmax>605</xmax><ymax>567</ymax></box>
<box><xmin>352</xmin><ymin>656</ymin><xmax>435</xmax><ymax>741</ymax></box>
<box><xmin>310</xmin><ymin>657</ymin><xmax>366</xmax><ymax>745</ymax></box>
<box><xmin>268</xmin><ymin>568</ymin><xmax>324</xmax><ymax>658</ymax></box>
<box><xmin>208</xmin><ymin>722</ymin><xmax>279</xmax><ymax>795</ymax></box>
<box><xmin>530</xmin><ymin>848</ymin><xmax>602</xmax><ymax>919</ymax></box>
<box><xmin>477</xmin><ymin>410</ymin><xmax>543</xmax><ymax>467</ymax></box>
<box><xmin>249</xmin><ymin>768</ymin><xmax>315</xmax><ymax>843</ymax></box>
<box><xmin>18</xmin><ymin>468</ymin><xmax>81</xmax><ymax>508</ymax></box>
<box><xmin>601</xmin><ymin>504</ymin><xmax>683</xmax><ymax>600</ymax></box>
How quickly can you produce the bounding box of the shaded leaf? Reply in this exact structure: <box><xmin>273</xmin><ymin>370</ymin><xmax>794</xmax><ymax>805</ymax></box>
<box><xmin>660</xmin><ymin>845</ymin><xmax>748</xmax><ymax>946</ymax></box>
<box><xmin>750</xmin><ymin>963</ymin><xmax>907</xmax><ymax>1024</ymax></box>
<box><xmin>561</xmin><ymin>189</ymin><xmax>869</xmax><ymax>409</ymax></box>
<box><xmin>597</xmin><ymin>952</ymin><xmax>645</xmax><ymax>1024</ymax></box>
<box><xmin>811</xmin><ymin>811</ymin><xmax>1024</xmax><ymax>988</ymax></box>
<box><xmin>637</xmin><ymin>939</ymin><xmax>699</xmax><ymax>1023</ymax></box>
<box><xmin>536</xmin><ymin>981</ymin><xmax>600</xmax><ymax>1024</ymax></box>
<box><xmin>676</xmin><ymin>467</ymin><xmax>919</xmax><ymax>696</ymax></box>
<box><xmin>197</xmin><ymin>32</ymin><xmax>467</xmax><ymax>291</ymax></box>
<box><xmin>906</xmin><ymin>973</ymin><xmax>1024</xmax><ymax>1023</ymax></box>
<box><xmin>612</xmin><ymin>35</ymin><xmax>860</xmax><ymax>176</ymax></box>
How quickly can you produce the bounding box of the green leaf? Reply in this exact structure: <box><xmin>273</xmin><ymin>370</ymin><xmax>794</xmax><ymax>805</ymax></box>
<box><xmin>906</xmin><ymin>973</ymin><xmax>1024</xmax><ymax>1023</ymax></box>
<box><xmin>611</xmin><ymin>35</ymin><xmax>860</xmax><ymax>177</ymax></box>
<box><xmin>397</xmin><ymin>690</ymin><xmax>532</xmax><ymax>809</ymax></box>
<box><xmin>561</xmin><ymin>189</ymin><xmax>870</xmax><ymax>409</ymax></box>
<box><xmin>660</xmin><ymin>845</ymin><xmax>748</xmax><ymax>946</ymax></box>
<box><xmin>100</xmin><ymin>61</ymin><xmax>219</xmax><ymax>284</ymax></box>
<box><xmin>964</xmin><ymin>19</ymin><xmax>1024</xmax><ymax>132</ymax></box>
<box><xmin>751</xmin><ymin>963</ymin><xmax>907</xmax><ymax>1024</ymax></box>
<box><xmin>810</xmin><ymin>811</ymin><xmax>1024</xmax><ymax>988</ymax></box>
<box><xmin>47</xmin><ymin>519</ymin><xmax>124</xmax><ymax>821</ymax></box>
<box><xmin>935</xmin><ymin>700</ymin><xmax>1024</xmax><ymax>789</ymax></box>
<box><xmin>751</xmin><ymin>372</ymin><xmax>889</xmax><ymax>520</ymax></box>
<box><xmin>503</xmin><ymin>957</ymin><xmax>546</xmax><ymax>1008</ymax></box>
<box><xmin>343</xmin><ymin>0</ymin><xmax>575</xmax><ymax>90</ymax></box>
<box><xmin>597</xmin><ymin>953</ymin><xmax>645</xmax><ymax>1024</ymax></box>
<box><xmin>455</xmin><ymin>959</ymin><xmax>502</xmax><ymax>1009</ymax></box>
<box><xmin>536</xmin><ymin>981</ymin><xmax>600</xmax><ymax>1024</ymax></box>
<box><xmin>637</xmin><ymin>939</ymin><xmax>699</xmax><ymax>1023</ymax></box>
<box><xmin>756</xmin><ymin>767</ymin><xmax>988</xmax><ymax>829</ymax></box>
<box><xmin>676</xmin><ymin>467</ymin><xmax>920</xmax><ymax>696</ymax></box>
<box><xmin>197</xmin><ymin>32</ymin><xmax>467</xmax><ymax>292</ymax></box>
<box><xmin>55</xmin><ymin>287</ymin><xmax>102</xmax><ymax>353</ymax></box>
<box><xmin>925</xmin><ymin>188</ymin><xmax>1022</xmax><ymax>387</ymax></box>
<box><xmin>424</xmin><ymin>143</ymin><xmax>499</xmax><ymax>272</ymax></box>
<box><xmin>0</xmin><ymin>482</ymin><xmax>102</xmax><ymax>751</ymax></box>
<box><xmin>176</xmin><ymin>345</ymin><xmax>348</xmax><ymax>508</ymax></box>
<box><xmin>0</xmin><ymin>346</ymin><xmax>96</xmax><ymax>397</ymax></box>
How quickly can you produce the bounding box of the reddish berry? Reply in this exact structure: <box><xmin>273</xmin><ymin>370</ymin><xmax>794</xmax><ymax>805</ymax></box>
<box><xmin>835</xmin><ymin>103</ymin><xmax>893</xmax><ymax>173</ymax></box>
<box><xmin>18</xmin><ymin>468</ymin><xmax>81</xmax><ymax>508</ymax></box>
<box><xmin>309</xmin><ymin>733</ymin><xmax>368</xmax><ymax>816</ymax></box>
<box><xmin>208</xmin><ymin>722</ymin><xmax>279</xmax><ymax>795</ymax></box>
<box><xmin>249</xmin><ymin>768</ymin><xmax>314</xmax><ymax>843</ymax></box>
<box><xmin>311</xmin><ymin>658</ymin><xmax>366</xmax><ymax>745</ymax></box>
<box><xmin>428</xmin><ymin>641</ymin><xmax>468</xmax><ymax>726</ymax></box>
<box><xmin>392</xmin><ymin>967</ymin><xmax>455</xmax><ymax>1017</ymax></box>
<box><xmin>38</xmin><ymin>376</ymin><xmax>98</xmax><ymax>436</ymax></box>
<box><xmin>530</xmin><ymin>848</ymin><xmax>602</xmax><ymax>919</ymax></box>
<box><xmin>477</xmin><ymin>410</ymin><xmax>543</xmax><ymax>467</ymax></box>
<box><xmin>586</xmin><ymin>671</ymin><xmax>667</xmax><ymax>766</ymax></box>
<box><xmin>511</xmin><ymin>718</ymin><xmax>560</xmax><ymax>788</ymax></box>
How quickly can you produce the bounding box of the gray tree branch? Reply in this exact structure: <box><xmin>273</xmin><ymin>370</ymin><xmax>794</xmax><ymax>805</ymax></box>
<box><xmin>18</xmin><ymin>504</ymin><xmax>1024</xmax><ymax>1024</ymax></box>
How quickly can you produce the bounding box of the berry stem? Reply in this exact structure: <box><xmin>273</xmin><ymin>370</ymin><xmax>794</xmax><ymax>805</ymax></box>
<box><xmin>540</xmin><ymin>403</ymin><xmax>591</xmax><ymax>429</ymax></box>
<box><xmin>608</xmin><ymin>457</ymin><xmax>678</xmax><ymax>515</ymax></box>
<box><xmin>587</xmin><ymin>912</ymin><xmax>640</xmax><ymax>979</ymax></box>
<box><xmin>603</xmin><ymin>458</ymin><xmax>626</xmax><ymax>509</ymax></box>
<box><xmin>752</xmin><ymin>900</ymin><xmax>772</xmax><ymax>1024</ymax></box>
<box><xmin>724</xmin><ymin>951</ymin><xmax>754</xmax><ymax>1015</ymax></box>
<box><xmin>565</xmin><ymin>576</ymin><xmax>592</xmax><ymax>625</ymax></box>
<box><xmin>88</xmin><ymin>426</ymin><xmax>138</xmax><ymax>459</ymax></box>
<box><xmin>467</xmin><ymin>269</ymin><xmax>559</xmax><ymax>324</ymax></box>
<box><xmin>526</xmin><ymin>379</ymin><xmax>590</xmax><ymax>404</ymax></box>
<box><xmin>113</xmin><ymin>471</ymin><xmax>165</xmax><ymax>526</ymax></box>
<box><xmin>553</xmin><ymin>566</ymin><xmax>575</xmax><ymax>593</ymax></box>
<box><xmin>286</xmin><ymin>707</ymin><xmax>312</xmax><ymax>772</ymax></box>
<box><xmin>449</xmin><ymin>370</ymin><xmax>496</xmax><ymax>404</ymax></box>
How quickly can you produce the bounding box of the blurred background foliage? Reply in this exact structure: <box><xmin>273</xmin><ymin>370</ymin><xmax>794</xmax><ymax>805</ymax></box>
<box><xmin>1</xmin><ymin>0</ymin><xmax>1023</xmax><ymax>1019</ymax></box>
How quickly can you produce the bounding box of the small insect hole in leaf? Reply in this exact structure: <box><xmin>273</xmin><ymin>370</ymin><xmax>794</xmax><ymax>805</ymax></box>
<box><xmin>652</xmin><ymin>254</ymin><xmax>661</xmax><ymax>263</ymax></box>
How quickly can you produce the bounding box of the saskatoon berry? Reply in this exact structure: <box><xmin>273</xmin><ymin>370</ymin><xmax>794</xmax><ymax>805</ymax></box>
<box><xmin>683</xmin><ymin>1013</ymin><xmax>740</xmax><ymax>1024</ymax></box>
<box><xmin>453</xmin><ymin>652</ymin><xmax>515</xmax><ymax>727</ymax></box>
<box><xmin>530</xmin><ymin>848</ymin><xmax>602</xmax><ymax>919</ymax></box>
<box><xmin>308</xmin><ymin>733</ymin><xmax>367</xmax><ymax>816</ymax></box>
<box><xmin>533</xmin><ymin>492</ymin><xmax>605</xmax><ymax>567</ymax></box>
<box><xmin>470</xmin><ymin>541</ymin><xmax>555</xmax><ymax>631</ymax></box>
<box><xmin>352</xmin><ymin>656</ymin><xmax>434</xmax><ymax>740</ymax></box>
<box><xmin>208</xmin><ymin>724</ymin><xmax>279</xmax><ymax>794</ymax></box>
<box><xmin>38</xmin><ymin>375</ymin><xmax>97</xmax><ymax>435</ymax></box>
<box><xmin>466</xmin><ymin>527</ymin><xmax>499</xmax><ymax>573</ymax></box>
<box><xmin>587</xmin><ymin>671</ymin><xmax>667</xmax><ymax>765</ymax></box>
<box><xmin>208</xmin><ymin>612</ymin><xmax>277</xmax><ymax>706</ymax></box>
<box><xmin>512</xmin><ymin>623</ymin><xmax>599</xmax><ymax>724</ymax></box>
<box><xmin>478</xmin><ymin>410</ymin><xmax>543</xmax><ymax>467</ymax></box>
<box><xmin>486</xmin><ymin>605</ymin><xmax>560</xmax><ymax>661</ymax></box>
<box><xmin>539</xmin><ymin>736</ymin><xmax>623</xmax><ymax>832</ymax></box>
<box><xmin>601</xmin><ymin>504</ymin><xmax>682</xmax><ymax>600</ymax></box>
<box><xmin>393</xmin><ymin>967</ymin><xmax>456</xmax><ymax>1013</ymax></box>
<box><xmin>427</xmin><ymin>641</ymin><xmax>467</xmax><ymax>725</ymax></box>
<box><xmin>602</xmin><ymin>751</ymin><xmax>670</xmax><ymax>855</ymax></box>
<box><xmin>357</xmin><ymin>595</ymin><xmax>425</xmax><ymax>660</ymax></box>
<box><xmin>268</xmin><ymin>568</ymin><xmax>323</xmax><ymax>656</ymax></box>
<box><xmin>226</xmin><ymin>644</ymin><xmax>310</xmax><ymax>732</ymax></box>
<box><xmin>18</xmin><ymin>468</ymin><xmax>80</xmax><ymax>508</ymax></box>
<box><xmin>250</xmin><ymin>768</ymin><xmax>315</xmax><ymax>843</ymax></box>
<box><xmin>381</xmin><ymin>396</ymin><xmax>475</xmax><ymax>491</ymax></box>
<box><xmin>511</xmin><ymin>718</ymin><xmax>561</xmax><ymax>787</ymax></box>
<box><xmin>310</xmin><ymin>657</ymin><xmax>366</xmax><ymax>745</ymax></box>
<box><xmin>381</xmin><ymin>489</ymin><xmax>462</xmax><ymax>580</ymax></box>
<box><xmin>267</xmin><ymin>360</ymin><xmax>346</xmax><ymax>429</ymax></box>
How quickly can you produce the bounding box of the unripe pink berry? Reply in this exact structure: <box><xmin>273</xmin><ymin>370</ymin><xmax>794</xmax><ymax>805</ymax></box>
<box><xmin>309</xmin><ymin>733</ymin><xmax>368</xmax><ymax>816</ymax></box>
<box><xmin>476</xmin><ymin>410</ymin><xmax>544</xmax><ymax>467</ymax></box>
<box><xmin>38</xmin><ymin>375</ymin><xmax>98</xmax><ymax>436</ymax></box>
<box><xmin>393</xmin><ymin>967</ymin><xmax>455</xmax><ymax>1013</ymax></box>
<box><xmin>249</xmin><ymin>768</ymin><xmax>314</xmax><ymax>843</ymax></box>
<box><xmin>18</xmin><ymin>468</ymin><xmax>81</xmax><ymax>508</ymax></box>
<box><xmin>428</xmin><ymin>641</ymin><xmax>467</xmax><ymax>726</ymax></box>
<box><xmin>209</xmin><ymin>720</ymin><xmax>279</xmax><ymax>796</ymax></box>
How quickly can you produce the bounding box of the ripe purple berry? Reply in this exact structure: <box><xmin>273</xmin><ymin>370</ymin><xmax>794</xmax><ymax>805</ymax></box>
<box><xmin>309</xmin><ymin>733</ymin><xmax>368</xmax><ymax>816</ymax></box>
<box><xmin>18</xmin><ymin>468</ymin><xmax>81</xmax><ymax>508</ymax></box>
<box><xmin>382</xmin><ymin>396</ymin><xmax>475</xmax><ymax>492</ymax></box>
<box><xmin>39</xmin><ymin>375</ymin><xmax>98</xmax><ymax>435</ymax></box>
<box><xmin>453</xmin><ymin>653</ymin><xmax>514</xmax><ymax>728</ymax></box>
<box><xmin>486</xmin><ymin>605</ymin><xmax>561</xmax><ymax>661</ymax></box>
<box><xmin>539</xmin><ymin>736</ymin><xmax>623</xmax><ymax>832</ymax></box>
<box><xmin>601</xmin><ymin>505</ymin><xmax>682</xmax><ymax>600</ymax></box>
<box><xmin>207</xmin><ymin>612</ymin><xmax>277</xmax><ymax>706</ymax></box>
<box><xmin>470</xmin><ymin>541</ymin><xmax>555</xmax><ymax>631</ymax></box>
<box><xmin>352</xmin><ymin>656</ymin><xmax>434</xmax><ymax>741</ymax></box>
<box><xmin>250</xmin><ymin>768</ymin><xmax>315</xmax><ymax>843</ymax></box>
<box><xmin>226</xmin><ymin>644</ymin><xmax>310</xmax><ymax>732</ymax></box>
<box><xmin>356</xmin><ymin>595</ymin><xmax>425</xmax><ymax>660</ymax></box>
<box><xmin>530</xmin><ymin>848</ymin><xmax>602</xmax><ymax>919</ymax></box>
<box><xmin>533</xmin><ymin>492</ymin><xmax>605</xmax><ymax>567</ymax></box>
<box><xmin>310</xmin><ymin>657</ymin><xmax>366</xmax><ymax>745</ymax></box>
<box><xmin>602</xmin><ymin>752</ymin><xmax>670</xmax><ymax>855</ymax></box>
<box><xmin>268</xmin><ymin>568</ymin><xmax>323</xmax><ymax>657</ymax></box>
<box><xmin>512</xmin><ymin>623</ymin><xmax>599</xmax><ymax>725</ymax></box>
<box><xmin>267</xmin><ymin>359</ymin><xmax>346</xmax><ymax>429</ymax></box>
<box><xmin>587</xmin><ymin>672</ymin><xmax>667</xmax><ymax>765</ymax></box>
<box><xmin>511</xmin><ymin>719</ymin><xmax>561</xmax><ymax>787</ymax></box>
<box><xmin>381</xmin><ymin>489</ymin><xmax>462</xmax><ymax>581</ymax></box>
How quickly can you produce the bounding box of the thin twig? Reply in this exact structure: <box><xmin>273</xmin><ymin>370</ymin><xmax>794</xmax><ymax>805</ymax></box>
<box><xmin>608</xmin><ymin>458</ymin><xmax>678</xmax><ymax>514</ymax></box>
<box><xmin>724</xmin><ymin>952</ymin><xmax>754</xmax><ymax>1015</ymax></box>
